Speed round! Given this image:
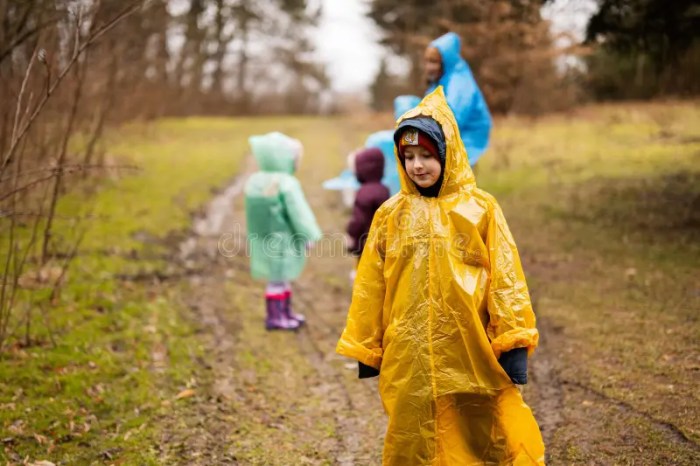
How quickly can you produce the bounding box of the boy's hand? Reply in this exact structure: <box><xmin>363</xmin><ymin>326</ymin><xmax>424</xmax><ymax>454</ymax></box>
<box><xmin>498</xmin><ymin>347</ymin><xmax>528</xmax><ymax>385</ymax></box>
<box><xmin>358</xmin><ymin>362</ymin><xmax>379</xmax><ymax>379</ymax></box>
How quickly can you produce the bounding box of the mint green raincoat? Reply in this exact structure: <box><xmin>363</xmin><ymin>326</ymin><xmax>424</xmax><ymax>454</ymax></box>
<box><xmin>245</xmin><ymin>132</ymin><xmax>322</xmax><ymax>282</ymax></box>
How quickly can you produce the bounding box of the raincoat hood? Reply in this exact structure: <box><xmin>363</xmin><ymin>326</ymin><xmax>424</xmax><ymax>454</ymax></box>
<box><xmin>430</xmin><ymin>32</ymin><xmax>463</xmax><ymax>76</ymax></box>
<box><xmin>354</xmin><ymin>147</ymin><xmax>384</xmax><ymax>184</ymax></box>
<box><xmin>393</xmin><ymin>95</ymin><xmax>421</xmax><ymax>120</ymax></box>
<box><xmin>394</xmin><ymin>86</ymin><xmax>475</xmax><ymax>197</ymax></box>
<box><xmin>249</xmin><ymin>132</ymin><xmax>301</xmax><ymax>174</ymax></box>
<box><xmin>426</xmin><ymin>32</ymin><xmax>492</xmax><ymax>166</ymax></box>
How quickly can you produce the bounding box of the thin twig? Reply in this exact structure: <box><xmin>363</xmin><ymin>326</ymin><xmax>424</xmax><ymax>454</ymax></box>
<box><xmin>3</xmin><ymin>164</ymin><xmax>52</xmax><ymax>351</ymax></box>
<box><xmin>49</xmin><ymin>227</ymin><xmax>86</xmax><ymax>305</ymax></box>
<box><xmin>42</xmin><ymin>37</ymin><xmax>89</xmax><ymax>265</ymax></box>
<box><xmin>0</xmin><ymin>9</ymin><xmax>60</xmax><ymax>65</ymax></box>
<box><xmin>0</xmin><ymin>173</ymin><xmax>59</xmax><ymax>203</ymax></box>
<box><xmin>0</xmin><ymin>211</ymin><xmax>106</xmax><ymax>221</ymax></box>
<box><xmin>39</xmin><ymin>302</ymin><xmax>56</xmax><ymax>348</ymax></box>
<box><xmin>10</xmin><ymin>45</ymin><xmax>38</xmax><ymax>149</ymax></box>
<box><xmin>0</xmin><ymin>201</ymin><xmax>16</xmax><ymax>349</ymax></box>
<box><xmin>0</xmin><ymin>163</ymin><xmax>140</xmax><ymax>184</ymax></box>
<box><xmin>40</xmin><ymin>226</ymin><xmax>87</xmax><ymax>348</ymax></box>
<box><xmin>0</xmin><ymin>75</ymin><xmax>29</xmax><ymax>348</ymax></box>
<box><xmin>0</xmin><ymin>164</ymin><xmax>139</xmax><ymax>203</ymax></box>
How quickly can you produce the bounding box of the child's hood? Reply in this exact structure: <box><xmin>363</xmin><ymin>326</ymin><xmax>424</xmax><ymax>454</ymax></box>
<box><xmin>248</xmin><ymin>132</ymin><xmax>300</xmax><ymax>174</ymax></box>
<box><xmin>395</xmin><ymin>86</ymin><xmax>475</xmax><ymax>196</ymax></box>
<box><xmin>430</xmin><ymin>32</ymin><xmax>463</xmax><ymax>75</ymax></box>
<box><xmin>354</xmin><ymin>147</ymin><xmax>384</xmax><ymax>184</ymax></box>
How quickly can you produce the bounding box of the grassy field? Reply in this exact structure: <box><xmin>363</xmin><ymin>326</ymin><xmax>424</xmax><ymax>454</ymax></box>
<box><xmin>1</xmin><ymin>119</ymin><xmax>248</xmax><ymax>463</ymax></box>
<box><xmin>1</xmin><ymin>102</ymin><xmax>699</xmax><ymax>464</ymax></box>
<box><xmin>479</xmin><ymin>102</ymin><xmax>700</xmax><ymax>463</ymax></box>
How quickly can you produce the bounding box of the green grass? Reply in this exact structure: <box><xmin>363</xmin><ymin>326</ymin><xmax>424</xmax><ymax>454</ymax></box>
<box><xmin>0</xmin><ymin>118</ymin><xmax>253</xmax><ymax>463</ymax></box>
<box><xmin>2</xmin><ymin>102</ymin><xmax>699</xmax><ymax>463</ymax></box>
<box><xmin>477</xmin><ymin>101</ymin><xmax>700</xmax><ymax>461</ymax></box>
<box><xmin>479</xmin><ymin>103</ymin><xmax>700</xmax><ymax>197</ymax></box>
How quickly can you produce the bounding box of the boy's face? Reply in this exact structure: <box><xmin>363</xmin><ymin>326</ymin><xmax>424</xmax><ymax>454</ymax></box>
<box><xmin>423</xmin><ymin>46</ymin><xmax>443</xmax><ymax>84</ymax></box>
<box><xmin>403</xmin><ymin>146</ymin><xmax>442</xmax><ymax>189</ymax></box>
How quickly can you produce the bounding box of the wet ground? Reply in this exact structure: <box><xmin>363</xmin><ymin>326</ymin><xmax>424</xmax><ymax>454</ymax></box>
<box><xmin>152</xmin><ymin>113</ymin><xmax>700</xmax><ymax>464</ymax></box>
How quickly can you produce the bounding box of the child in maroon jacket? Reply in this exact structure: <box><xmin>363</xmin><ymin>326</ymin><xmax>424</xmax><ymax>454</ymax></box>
<box><xmin>346</xmin><ymin>147</ymin><xmax>391</xmax><ymax>258</ymax></box>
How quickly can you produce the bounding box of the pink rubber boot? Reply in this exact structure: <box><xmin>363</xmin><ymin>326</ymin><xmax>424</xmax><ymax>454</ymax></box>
<box><xmin>265</xmin><ymin>294</ymin><xmax>300</xmax><ymax>331</ymax></box>
<box><xmin>284</xmin><ymin>289</ymin><xmax>306</xmax><ymax>325</ymax></box>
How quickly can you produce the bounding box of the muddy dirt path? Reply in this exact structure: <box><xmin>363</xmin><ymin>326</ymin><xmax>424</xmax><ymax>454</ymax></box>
<box><xmin>154</xmin><ymin>118</ymin><xmax>699</xmax><ymax>465</ymax></box>
<box><xmin>156</xmin><ymin>121</ymin><xmax>386</xmax><ymax>465</ymax></box>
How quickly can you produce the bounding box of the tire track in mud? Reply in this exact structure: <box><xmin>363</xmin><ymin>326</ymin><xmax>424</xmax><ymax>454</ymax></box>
<box><xmin>156</xmin><ymin>169</ymin><xmax>249</xmax><ymax>465</ymax></box>
<box><xmin>293</xmin><ymin>291</ymin><xmax>361</xmax><ymax>465</ymax></box>
<box><xmin>291</xmin><ymin>118</ymin><xmax>388</xmax><ymax>464</ymax></box>
<box><xmin>294</xmin><ymin>283</ymin><xmax>381</xmax><ymax>465</ymax></box>
<box><xmin>562</xmin><ymin>378</ymin><xmax>700</xmax><ymax>450</ymax></box>
<box><xmin>525</xmin><ymin>270</ymin><xmax>700</xmax><ymax>464</ymax></box>
<box><xmin>525</xmin><ymin>314</ymin><xmax>564</xmax><ymax>451</ymax></box>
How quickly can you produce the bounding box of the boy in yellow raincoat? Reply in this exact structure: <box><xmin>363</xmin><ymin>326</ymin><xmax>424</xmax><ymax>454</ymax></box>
<box><xmin>336</xmin><ymin>88</ymin><xmax>545</xmax><ymax>465</ymax></box>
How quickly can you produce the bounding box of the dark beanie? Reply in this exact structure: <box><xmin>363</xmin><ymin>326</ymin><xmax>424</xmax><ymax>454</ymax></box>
<box><xmin>393</xmin><ymin>117</ymin><xmax>446</xmax><ymax>197</ymax></box>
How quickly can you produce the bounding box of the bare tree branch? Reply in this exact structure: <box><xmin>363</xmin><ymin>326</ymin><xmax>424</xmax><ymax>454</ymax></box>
<box><xmin>0</xmin><ymin>164</ymin><xmax>140</xmax><ymax>184</ymax></box>
<box><xmin>0</xmin><ymin>17</ymin><xmax>60</xmax><ymax>65</ymax></box>
<box><xmin>10</xmin><ymin>45</ymin><xmax>39</xmax><ymax>151</ymax></box>
<box><xmin>0</xmin><ymin>2</ymin><xmax>142</xmax><ymax>174</ymax></box>
<box><xmin>0</xmin><ymin>164</ymin><xmax>140</xmax><ymax>203</ymax></box>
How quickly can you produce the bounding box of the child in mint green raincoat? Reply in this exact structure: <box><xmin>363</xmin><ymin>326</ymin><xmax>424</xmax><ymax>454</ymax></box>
<box><xmin>245</xmin><ymin>132</ymin><xmax>322</xmax><ymax>331</ymax></box>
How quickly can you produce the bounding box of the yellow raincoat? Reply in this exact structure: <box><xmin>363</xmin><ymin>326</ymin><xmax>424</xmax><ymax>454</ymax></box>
<box><xmin>336</xmin><ymin>87</ymin><xmax>545</xmax><ymax>465</ymax></box>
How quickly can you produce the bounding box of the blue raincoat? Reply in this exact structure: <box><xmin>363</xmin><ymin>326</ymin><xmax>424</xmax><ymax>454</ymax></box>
<box><xmin>427</xmin><ymin>32</ymin><xmax>492</xmax><ymax>166</ymax></box>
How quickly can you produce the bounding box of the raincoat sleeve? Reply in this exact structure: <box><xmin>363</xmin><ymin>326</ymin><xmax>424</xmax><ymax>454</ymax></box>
<box><xmin>447</xmin><ymin>80</ymin><xmax>491</xmax><ymax>135</ymax></box>
<box><xmin>336</xmin><ymin>206</ymin><xmax>388</xmax><ymax>370</ymax></box>
<box><xmin>445</xmin><ymin>81</ymin><xmax>472</xmax><ymax>129</ymax></box>
<box><xmin>486</xmin><ymin>201</ymin><xmax>539</xmax><ymax>359</ymax></box>
<box><xmin>282</xmin><ymin>177</ymin><xmax>322</xmax><ymax>242</ymax></box>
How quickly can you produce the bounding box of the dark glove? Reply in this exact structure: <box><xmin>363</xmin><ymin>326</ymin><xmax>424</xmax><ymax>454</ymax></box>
<box><xmin>358</xmin><ymin>362</ymin><xmax>380</xmax><ymax>379</ymax></box>
<box><xmin>498</xmin><ymin>347</ymin><xmax>528</xmax><ymax>384</ymax></box>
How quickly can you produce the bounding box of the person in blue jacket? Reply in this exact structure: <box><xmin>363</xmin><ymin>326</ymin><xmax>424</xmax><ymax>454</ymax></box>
<box><xmin>424</xmin><ymin>32</ymin><xmax>492</xmax><ymax>166</ymax></box>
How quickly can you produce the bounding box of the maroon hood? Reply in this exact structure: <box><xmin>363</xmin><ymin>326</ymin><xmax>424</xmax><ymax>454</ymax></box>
<box><xmin>355</xmin><ymin>147</ymin><xmax>384</xmax><ymax>183</ymax></box>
